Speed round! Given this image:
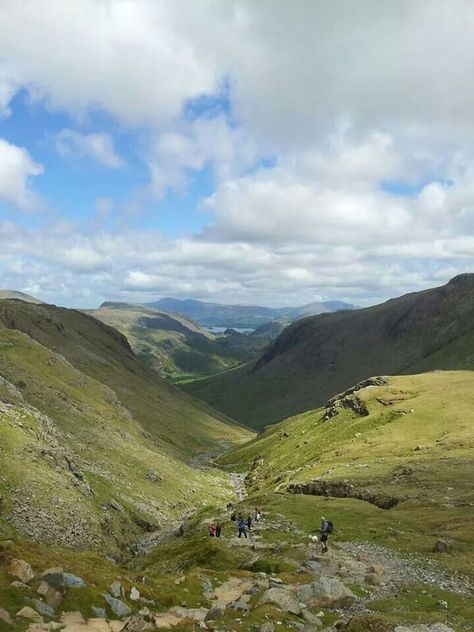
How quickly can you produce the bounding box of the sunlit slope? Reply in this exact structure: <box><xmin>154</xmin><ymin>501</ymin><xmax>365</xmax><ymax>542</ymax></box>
<box><xmin>219</xmin><ymin>371</ymin><xmax>474</xmax><ymax>570</ymax></box>
<box><xmin>90</xmin><ymin>304</ymin><xmax>268</xmax><ymax>379</ymax></box>
<box><xmin>0</xmin><ymin>300</ymin><xmax>252</xmax><ymax>555</ymax></box>
<box><xmin>184</xmin><ymin>274</ymin><xmax>474</xmax><ymax>428</ymax></box>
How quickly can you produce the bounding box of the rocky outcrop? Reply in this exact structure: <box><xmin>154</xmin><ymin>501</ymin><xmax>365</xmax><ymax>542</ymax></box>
<box><xmin>288</xmin><ymin>479</ymin><xmax>399</xmax><ymax>509</ymax></box>
<box><xmin>323</xmin><ymin>376</ymin><xmax>389</xmax><ymax>421</ymax></box>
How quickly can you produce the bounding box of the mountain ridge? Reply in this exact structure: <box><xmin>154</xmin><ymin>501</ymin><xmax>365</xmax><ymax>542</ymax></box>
<box><xmin>183</xmin><ymin>274</ymin><xmax>474</xmax><ymax>428</ymax></box>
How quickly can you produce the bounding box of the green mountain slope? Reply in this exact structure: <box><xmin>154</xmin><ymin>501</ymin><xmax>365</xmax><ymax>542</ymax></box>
<box><xmin>184</xmin><ymin>274</ymin><xmax>474</xmax><ymax>428</ymax></box>
<box><xmin>89</xmin><ymin>304</ymin><xmax>270</xmax><ymax>379</ymax></box>
<box><xmin>0</xmin><ymin>299</ymin><xmax>252</xmax><ymax>556</ymax></box>
<box><xmin>219</xmin><ymin>370</ymin><xmax>474</xmax><ymax>577</ymax></box>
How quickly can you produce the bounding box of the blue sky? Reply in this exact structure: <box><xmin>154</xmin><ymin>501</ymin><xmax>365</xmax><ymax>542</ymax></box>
<box><xmin>0</xmin><ymin>1</ymin><xmax>472</xmax><ymax>309</ymax></box>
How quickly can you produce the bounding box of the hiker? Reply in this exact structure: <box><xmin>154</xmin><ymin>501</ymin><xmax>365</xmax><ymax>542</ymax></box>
<box><xmin>320</xmin><ymin>516</ymin><xmax>333</xmax><ymax>553</ymax></box>
<box><xmin>230</xmin><ymin>511</ymin><xmax>237</xmax><ymax>522</ymax></box>
<box><xmin>255</xmin><ymin>507</ymin><xmax>261</xmax><ymax>521</ymax></box>
<box><xmin>237</xmin><ymin>515</ymin><xmax>247</xmax><ymax>539</ymax></box>
<box><xmin>247</xmin><ymin>514</ymin><xmax>252</xmax><ymax>531</ymax></box>
<box><xmin>215</xmin><ymin>522</ymin><xmax>222</xmax><ymax>538</ymax></box>
<box><xmin>208</xmin><ymin>522</ymin><xmax>216</xmax><ymax>537</ymax></box>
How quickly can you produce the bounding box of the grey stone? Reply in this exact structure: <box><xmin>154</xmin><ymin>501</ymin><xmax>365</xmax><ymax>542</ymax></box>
<box><xmin>433</xmin><ymin>539</ymin><xmax>450</xmax><ymax>553</ymax></box>
<box><xmin>310</xmin><ymin>577</ymin><xmax>355</xmax><ymax>607</ymax></box>
<box><xmin>297</xmin><ymin>584</ymin><xmax>314</xmax><ymax>604</ymax></box>
<box><xmin>32</xmin><ymin>599</ymin><xmax>55</xmax><ymax>618</ymax></box>
<box><xmin>92</xmin><ymin>607</ymin><xmax>107</xmax><ymax>618</ymax></box>
<box><xmin>302</xmin><ymin>610</ymin><xmax>322</xmax><ymax>628</ymax></box>
<box><xmin>205</xmin><ymin>606</ymin><xmax>225</xmax><ymax>621</ymax></box>
<box><xmin>146</xmin><ymin>470</ymin><xmax>162</xmax><ymax>482</ymax></box>
<box><xmin>110</xmin><ymin>581</ymin><xmax>123</xmax><ymax>598</ymax></box>
<box><xmin>40</xmin><ymin>568</ymin><xmax>65</xmax><ymax>593</ymax></box>
<box><xmin>260</xmin><ymin>588</ymin><xmax>301</xmax><ymax>615</ymax></box>
<box><xmin>260</xmin><ymin>624</ymin><xmax>275</xmax><ymax>632</ymax></box>
<box><xmin>0</xmin><ymin>607</ymin><xmax>14</xmax><ymax>626</ymax></box>
<box><xmin>436</xmin><ymin>600</ymin><xmax>448</xmax><ymax>610</ymax></box>
<box><xmin>130</xmin><ymin>587</ymin><xmax>140</xmax><ymax>601</ymax></box>
<box><xmin>9</xmin><ymin>580</ymin><xmax>29</xmax><ymax>589</ymax></box>
<box><xmin>102</xmin><ymin>593</ymin><xmax>132</xmax><ymax>618</ymax></box>
<box><xmin>64</xmin><ymin>573</ymin><xmax>86</xmax><ymax>588</ymax></box>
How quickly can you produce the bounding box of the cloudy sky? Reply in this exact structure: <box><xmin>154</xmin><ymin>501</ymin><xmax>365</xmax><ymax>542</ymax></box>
<box><xmin>0</xmin><ymin>0</ymin><xmax>473</xmax><ymax>308</ymax></box>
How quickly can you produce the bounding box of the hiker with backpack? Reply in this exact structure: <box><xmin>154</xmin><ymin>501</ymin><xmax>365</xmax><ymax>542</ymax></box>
<box><xmin>320</xmin><ymin>516</ymin><xmax>334</xmax><ymax>553</ymax></box>
<box><xmin>237</xmin><ymin>515</ymin><xmax>247</xmax><ymax>539</ymax></box>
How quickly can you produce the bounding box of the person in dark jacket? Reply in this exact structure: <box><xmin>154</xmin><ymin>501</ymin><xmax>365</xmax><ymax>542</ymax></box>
<box><xmin>247</xmin><ymin>514</ymin><xmax>252</xmax><ymax>531</ymax></box>
<box><xmin>237</xmin><ymin>516</ymin><xmax>247</xmax><ymax>538</ymax></box>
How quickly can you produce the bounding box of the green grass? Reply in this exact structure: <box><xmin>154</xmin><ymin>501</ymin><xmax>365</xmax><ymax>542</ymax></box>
<box><xmin>219</xmin><ymin>372</ymin><xmax>474</xmax><ymax>578</ymax></box>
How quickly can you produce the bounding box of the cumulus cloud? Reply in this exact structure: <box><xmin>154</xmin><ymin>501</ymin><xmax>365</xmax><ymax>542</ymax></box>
<box><xmin>54</xmin><ymin>129</ymin><xmax>123</xmax><ymax>169</ymax></box>
<box><xmin>0</xmin><ymin>138</ymin><xmax>43</xmax><ymax>210</ymax></box>
<box><xmin>0</xmin><ymin>2</ymin><xmax>473</xmax><ymax>306</ymax></box>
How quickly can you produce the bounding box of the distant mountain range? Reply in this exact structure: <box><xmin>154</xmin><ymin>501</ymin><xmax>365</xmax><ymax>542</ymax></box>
<box><xmin>183</xmin><ymin>274</ymin><xmax>474</xmax><ymax>428</ymax></box>
<box><xmin>145</xmin><ymin>297</ymin><xmax>355</xmax><ymax>328</ymax></box>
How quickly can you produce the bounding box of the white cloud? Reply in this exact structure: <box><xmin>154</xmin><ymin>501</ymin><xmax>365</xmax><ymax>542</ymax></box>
<box><xmin>54</xmin><ymin>129</ymin><xmax>123</xmax><ymax>169</ymax></box>
<box><xmin>0</xmin><ymin>138</ymin><xmax>43</xmax><ymax>210</ymax></box>
<box><xmin>0</xmin><ymin>2</ymin><xmax>473</xmax><ymax>306</ymax></box>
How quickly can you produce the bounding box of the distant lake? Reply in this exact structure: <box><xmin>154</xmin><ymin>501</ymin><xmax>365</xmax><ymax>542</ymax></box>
<box><xmin>206</xmin><ymin>326</ymin><xmax>255</xmax><ymax>334</ymax></box>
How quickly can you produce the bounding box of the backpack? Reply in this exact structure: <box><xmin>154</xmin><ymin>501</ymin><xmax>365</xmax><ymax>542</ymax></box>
<box><xmin>325</xmin><ymin>520</ymin><xmax>334</xmax><ymax>534</ymax></box>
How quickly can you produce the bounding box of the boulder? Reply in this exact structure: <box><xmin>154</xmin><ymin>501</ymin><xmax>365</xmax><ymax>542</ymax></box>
<box><xmin>37</xmin><ymin>582</ymin><xmax>63</xmax><ymax>607</ymax></box>
<box><xmin>302</xmin><ymin>610</ymin><xmax>323</xmax><ymax>628</ymax></box>
<box><xmin>433</xmin><ymin>539</ymin><xmax>450</xmax><ymax>553</ymax></box>
<box><xmin>8</xmin><ymin>559</ymin><xmax>34</xmax><ymax>584</ymax></box>
<box><xmin>146</xmin><ymin>470</ymin><xmax>162</xmax><ymax>482</ymax></box>
<box><xmin>204</xmin><ymin>607</ymin><xmax>225</xmax><ymax>621</ymax></box>
<box><xmin>92</xmin><ymin>608</ymin><xmax>107</xmax><ymax>618</ymax></box>
<box><xmin>310</xmin><ymin>577</ymin><xmax>355</xmax><ymax>608</ymax></box>
<box><xmin>16</xmin><ymin>607</ymin><xmax>43</xmax><ymax>623</ymax></box>
<box><xmin>32</xmin><ymin>599</ymin><xmax>55</xmax><ymax>619</ymax></box>
<box><xmin>227</xmin><ymin>600</ymin><xmax>249</xmax><ymax>613</ymax></box>
<box><xmin>64</xmin><ymin>574</ymin><xmax>86</xmax><ymax>588</ymax></box>
<box><xmin>297</xmin><ymin>584</ymin><xmax>315</xmax><ymax>604</ymax></box>
<box><xmin>10</xmin><ymin>580</ymin><xmax>30</xmax><ymax>589</ymax></box>
<box><xmin>0</xmin><ymin>607</ymin><xmax>14</xmax><ymax>626</ymax></box>
<box><xmin>365</xmin><ymin>572</ymin><xmax>382</xmax><ymax>586</ymax></box>
<box><xmin>102</xmin><ymin>594</ymin><xmax>132</xmax><ymax>618</ymax></box>
<box><xmin>110</xmin><ymin>581</ymin><xmax>123</xmax><ymax>598</ymax></box>
<box><xmin>130</xmin><ymin>587</ymin><xmax>140</xmax><ymax>601</ymax></box>
<box><xmin>154</xmin><ymin>613</ymin><xmax>183</xmax><ymax>629</ymax></box>
<box><xmin>40</xmin><ymin>568</ymin><xmax>65</xmax><ymax>593</ymax></box>
<box><xmin>260</xmin><ymin>587</ymin><xmax>301</xmax><ymax>615</ymax></box>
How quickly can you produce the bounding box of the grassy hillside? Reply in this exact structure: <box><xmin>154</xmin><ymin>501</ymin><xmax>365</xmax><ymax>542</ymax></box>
<box><xmin>219</xmin><ymin>371</ymin><xmax>474</xmax><ymax>578</ymax></box>
<box><xmin>0</xmin><ymin>299</ymin><xmax>252</xmax><ymax>557</ymax></box>
<box><xmin>89</xmin><ymin>304</ymin><xmax>270</xmax><ymax>380</ymax></box>
<box><xmin>184</xmin><ymin>274</ymin><xmax>474</xmax><ymax>428</ymax></box>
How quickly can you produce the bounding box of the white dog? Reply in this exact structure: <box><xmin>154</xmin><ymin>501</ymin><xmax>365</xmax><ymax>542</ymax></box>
<box><xmin>309</xmin><ymin>535</ymin><xmax>319</xmax><ymax>543</ymax></box>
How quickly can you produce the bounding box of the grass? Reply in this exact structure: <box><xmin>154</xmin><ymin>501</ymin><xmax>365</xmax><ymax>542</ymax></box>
<box><xmin>219</xmin><ymin>371</ymin><xmax>474</xmax><ymax>578</ymax></box>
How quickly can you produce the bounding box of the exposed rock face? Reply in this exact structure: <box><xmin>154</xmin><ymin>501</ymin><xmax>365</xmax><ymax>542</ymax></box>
<box><xmin>0</xmin><ymin>607</ymin><xmax>15</xmax><ymax>626</ymax></box>
<box><xmin>288</xmin><ymin>480</ymin><xmax>399</xmax><ymax>509</ymax></box>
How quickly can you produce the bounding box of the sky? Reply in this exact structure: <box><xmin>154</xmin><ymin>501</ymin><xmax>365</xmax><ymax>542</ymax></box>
<box><xmin>0</xmin><ymin>1</ymin><xmax>473</xmax><ymax>309</ymax></box>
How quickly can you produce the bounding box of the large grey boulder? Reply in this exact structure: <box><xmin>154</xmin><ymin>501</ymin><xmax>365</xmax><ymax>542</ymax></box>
<box><xmin>309</xmin><ymin>577</ymin><xmax>356</xmax><ymax>608</ymax></box>
<box><xmin>260</xmin><ymin>587</ymin><xmax>301</xmax><ymax>615</ymax></box>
